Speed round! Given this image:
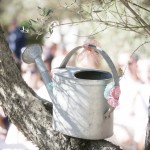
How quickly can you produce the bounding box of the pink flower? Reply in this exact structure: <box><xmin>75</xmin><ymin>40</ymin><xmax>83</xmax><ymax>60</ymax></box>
<box><xmin>104</xmin><ymin>84</ymin><xmax>121</xmax><ymax>108</ymax></box>
<box><xmin>110</xmin><ymin>86</ymin><xmax>121</xmax><ymax>99</ymax></box>
<box><xmin>107</xmin><ymin>97</ymin><xmax>119</xmax><ymax>108</ymax></box>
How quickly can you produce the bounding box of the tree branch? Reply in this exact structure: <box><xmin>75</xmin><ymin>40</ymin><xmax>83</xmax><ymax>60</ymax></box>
<box><xmin>120</xmin><ymin>0</ymin><xmax>150</xmax><ymax>35</ymax></box>
<box><xmin>127</xmin><ymin>0</ymin><xmax>150</xmax><ymax>13</ymax></box>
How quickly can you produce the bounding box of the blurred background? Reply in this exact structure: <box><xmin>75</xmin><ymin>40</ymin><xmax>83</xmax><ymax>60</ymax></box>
<box><xmin>0</xmin><ymin>0</ymin><xmax>150</xmax><ymax>150</ymax></box>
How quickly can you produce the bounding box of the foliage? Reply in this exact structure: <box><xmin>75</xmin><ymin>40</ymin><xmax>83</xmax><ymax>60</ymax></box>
<box><xmin>0</xmin><ymin>0</ymin><xmax>150</xmax><ymax>57</ymax></box>
<box><xmin>1</xmin><ymin>0</ymin><xmax>149</xmax><ymax>34</ymax></box>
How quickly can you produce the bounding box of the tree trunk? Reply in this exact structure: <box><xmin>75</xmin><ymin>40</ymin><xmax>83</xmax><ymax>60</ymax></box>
<box><xmin>0</xmin><ymin>24</ymin><xmax>121</xmax><ymax>150</ymax></box>
<box><xmin>145</xmin><ymin>101</ymin><xmax>150</xmax><ymax>150</ymax></box>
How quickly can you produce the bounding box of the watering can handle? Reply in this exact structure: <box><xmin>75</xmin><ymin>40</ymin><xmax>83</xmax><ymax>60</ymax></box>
<box><xmin>59</xmin><ymin>45</ymin><xmax>120</xmax><ymax>118</ymax></box>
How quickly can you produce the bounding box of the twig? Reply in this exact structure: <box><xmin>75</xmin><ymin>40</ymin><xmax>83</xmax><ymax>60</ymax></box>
<box><xmin>127</xmin><ymin>0</ymin><xmax>150</xmax><ymax>13</ymax></box>
<box><xmin>120</xmin><ymin>0</ymin><xmax>150</xmax><ymax>35</ymax></box>
<box><xmin>120</xmin><ymin>41</ymin><xmax>150</xmax><ymax>79</ymax></box>
<box><xmin>130</xmin><ymin>41</ymin><xmax>150</xmax><ymax>56</ymax></box>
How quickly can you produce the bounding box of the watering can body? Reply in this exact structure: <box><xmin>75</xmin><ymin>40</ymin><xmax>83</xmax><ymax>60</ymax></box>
<box><xmin>52</xmin><ymin>67</ymin><xmax>113</xmax><ymax>139</ymax></box>
<box><xmin>22</xmin><ymin>44</ymin><xmax>119</xmax><ymax>140</ymax></box>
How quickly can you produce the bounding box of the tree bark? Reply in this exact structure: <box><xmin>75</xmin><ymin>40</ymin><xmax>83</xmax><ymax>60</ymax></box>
<box><xmin>0</xmin><ymin>24</ymin><xmax>121</xmax><ymax>150</ymax></box>
<box><xmin>145</xmin><ymin>100</ymin><xmax>150</xmax><ymax>150</ymax></box>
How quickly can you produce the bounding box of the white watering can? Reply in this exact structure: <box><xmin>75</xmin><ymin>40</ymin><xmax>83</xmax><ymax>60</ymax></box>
<box><xmin>22</xmin><ymin>44</ymin><xmax>120</xmax><ymax>140</ymax></box>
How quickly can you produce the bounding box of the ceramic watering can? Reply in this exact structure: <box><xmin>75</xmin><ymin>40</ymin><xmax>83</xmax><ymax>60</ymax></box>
<box><xmin>22</xmin><ymin>44</ymin><xmax>120</xmax><ymax>140</ymax></box>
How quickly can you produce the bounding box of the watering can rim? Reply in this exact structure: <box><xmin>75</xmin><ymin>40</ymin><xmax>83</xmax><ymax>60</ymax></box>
<box><xmin>52</xmin><ymin>66</ymin><xmax>112</xmax><ymax>83</ymax></box>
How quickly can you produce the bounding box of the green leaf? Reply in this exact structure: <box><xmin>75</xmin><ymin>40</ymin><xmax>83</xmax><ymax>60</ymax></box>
<box><xmin>38</xmin><ymin>6</ymin><xmax>42</xmax><ymax>9</ymax></box>
<box><xmin>30</xmin><ymin>19</ymin><xmax>37</xmax><ymax>23</ymax></box>
<box><xmin>49</xmin><ymin>27</ymin><xmax>53</xmax><ymax>34</ymax></box>
<box><xmin>28</xmin><ymin>20</ymin><xmax>32</xmax><ymax>26</ymax></box>
<box><xmin>20</xmin><ymin>26</ymin><xmax>29</xmax><ymax>33</ymax></box>
<box><xmin>46</xmin><ymin>9</ymin><xmax>53</xmax><ymax>16</ymax></box>
<box><xmin>30</xmin><ymin>27</ymin><xmax>36</xmax><ymax>32</ymax></box>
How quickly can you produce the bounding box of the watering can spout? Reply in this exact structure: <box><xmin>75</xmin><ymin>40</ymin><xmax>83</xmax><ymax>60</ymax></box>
<box><xmin>21</xmin><ymin>44</ymin><xmax>54</xmax><ymax>100</ymax></box>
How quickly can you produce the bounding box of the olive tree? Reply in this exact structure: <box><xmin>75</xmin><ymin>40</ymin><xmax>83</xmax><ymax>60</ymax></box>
<box><xmin>0</xmin><ymin>0</ymin><xmax>150</xmax><ymax>149</ymax></box>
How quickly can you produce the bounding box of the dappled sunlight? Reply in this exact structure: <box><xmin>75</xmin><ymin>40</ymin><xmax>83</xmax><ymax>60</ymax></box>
<box><xmin>0</xmin><ymin>0</ymin><xmax>150</xmax><ymax>150</ymax></box>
